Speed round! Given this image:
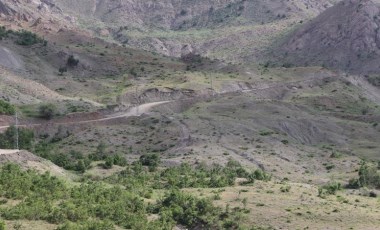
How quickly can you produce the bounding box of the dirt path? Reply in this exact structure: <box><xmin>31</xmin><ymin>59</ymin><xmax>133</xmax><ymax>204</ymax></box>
<box><xmin>0</xmin><ymin>149</ymin><xmax>20</xmax><ymax>155</ymax></box>
<box><xmin>0</xmin><ymin>101</ymin><xmax>172</xmax><ymax>130</ymax></box>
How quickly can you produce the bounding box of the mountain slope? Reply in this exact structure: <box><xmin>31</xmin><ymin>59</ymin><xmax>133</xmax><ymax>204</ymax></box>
<box><xmin>274</xmin><ymin>0</ymin><xmax>380</xmax><ymax>74</ymax></box>
<box><xmin>47</xmin><ymin>0</ymin><xmax>338</xmax><ymax>61</ymax></box>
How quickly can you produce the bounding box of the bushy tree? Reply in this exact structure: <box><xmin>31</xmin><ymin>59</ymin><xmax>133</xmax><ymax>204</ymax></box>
<box><xmin>139</xmin><ymin>154</ymin><xmax>160</xmax><ymax>171</ymax></box>
<box><xmin>15</xmin><ymin>30</ymin><xmax>43</xmax><ymax>46</ymax></box>
<box><xmin>0</xmin><ymin>100</ymin><xmax>15</xmax><ymax>115</ymax></box>
<box><xmin>156</xmin><ymin>189</ymin><xmax>220</xmax><ymax>228</ymax></box>
<box><xmin>358</xmin><ymin>162</ymin><xmax>380</xmax><ymax>189</ymax></box>
<box><xmin>38</xmin><ymin>104</ymin><xmax>56</xmax><ymax>120</ymax></box>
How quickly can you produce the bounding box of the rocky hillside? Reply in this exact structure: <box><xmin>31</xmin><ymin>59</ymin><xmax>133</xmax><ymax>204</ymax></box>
<box><xmin>0</xmin><ymin>0</ymin><xmax>75</xmax><ymax>33</ymax></box>
<box><xmin>274</xmin><ymin>0</ymin><xmax>380</xmax><ymax>74</ymax></box>
<box><xmin>38</xmin><ymin>0</ymin><xmax>338</xmax><ymax>61</ymax></box>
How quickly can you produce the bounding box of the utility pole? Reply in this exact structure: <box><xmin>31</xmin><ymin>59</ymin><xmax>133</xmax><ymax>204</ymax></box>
<box><xmin>135</xmin><ymin>86</ymin><xmax>139</xmax><ymax>116</ymax></box>
<box><xmin>210</xmin><ymin>74</ymin><xmax>215</xmax><ymax>96</ymax></box>
<box><xmin>15</xmin><ymin>112</ymin><xmax>19</xmax><ymax>150</ymax></box>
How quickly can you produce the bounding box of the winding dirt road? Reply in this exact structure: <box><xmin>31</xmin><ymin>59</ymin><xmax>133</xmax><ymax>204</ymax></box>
<box><xmin>0</xmin><ymin>101</ymin><xmax>172</xmax><ymax>131</ymax></box>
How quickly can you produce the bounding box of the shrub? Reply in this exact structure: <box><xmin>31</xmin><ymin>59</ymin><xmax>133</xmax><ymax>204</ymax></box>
<box><xmin>357</xmin><ymin>162</ymin><xmax>380</xmax><ymax>189</ymax></box>
<box><xmin>156</xmin><ymin>189</ymin><xmax>220</xmax><ymax>228</ymax></box>
<box><xmin>280</xmin><ymin>185</ymin><xmax>291</xmax><ymax>193</ymax></box>
<box><xmin>281</xmin><ymin>140</ymin><xmax>289</xmax><ymax>145</ymax></box>
<box><xmin>0</xmin><ymin>100</ymin><xmax>15</xmax><ymax>115</ymax></box>
<box><xmin>252</xmin><ymin>169</ymin><xmax>271</xmax><ymax>181</ymax></box>
<box><xmin>103</xmin><ymin>156</ymin><xmax>114</xmax><ymax>169</ymax></box>
<box><xmin>318</xmin><ymin>182</ymin><xmax>341</xmax><ymax>197</ymax></box>
<box><xmin>75</xmin><ymin>160</ymin><xmax>87</xmax><ymax>173</ymax></box>
<box><xmin>112</xmin><ymin>154</ymin><xmax>127</xmax><ymax>167</ymax></box>
<box><xmin>14</xmin><ymin>30</ymin><xmax>43</xmax><ymax>46</ymax></box>
<box><xmin>89</xmin><ymin>142</ymin><xmax>107</xmax><ymax>161</ymax></box>
<box><xmin>0</xmin><ymin>26</ymin><xmax>10</xmax><ymax>40</ymax></box>
<box><xmin>67</xmin><ymin>55</ymin><xmax>79</xmax><ymax>67</ymax></box>
<box><xmin>58</xmin><ymin>67</ymin><xmax>67</xmax><ymax>76</ymax></box>
<box><xmin>38</xmin><ymin>104</ymin><xmax>56</xmax><ymax>119</ymax></box>
<box><xmin>139</xmin><ymin>154</ymin><xmax>160</xmax><ymax>170</ymax></box>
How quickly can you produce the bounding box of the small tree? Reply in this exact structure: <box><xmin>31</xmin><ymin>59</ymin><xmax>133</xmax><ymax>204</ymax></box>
<box><xmin>76</xmin><ymin>160</ymin><xmax>87</xmax><ymax>173</ymax></box>
<box><xmin>139</xmin><ymin>154</ymin><xmax>160</xmax><ymax>171</ymax></box>
<box><xmin>103</xmin><ymin>156</ymin><xmax>114</xmax><ymax>169</ymax></box>
<box><xmin>0</xmin><ymin>99</ymin><xmax>15</xmax><ymax>115</ymax></box>
<box><xmin>39</xmin><ymin>103</ymin><xmax>56</xmax><ymax>119</ymax></box>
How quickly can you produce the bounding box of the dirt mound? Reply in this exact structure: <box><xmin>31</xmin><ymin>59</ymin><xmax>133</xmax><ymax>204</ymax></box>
<box><xmin>274</xmin><ymin>0</ymin><xmax>380</xmax><ymax>74</ymax></box>
<box><xmin>0</xmin><ymin>149</ymin><xmax>67</xmax><ymax>177</ymax></box>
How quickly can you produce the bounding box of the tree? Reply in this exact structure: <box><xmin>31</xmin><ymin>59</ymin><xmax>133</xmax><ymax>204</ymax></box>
<box><xmin>139</xmin><ymin>154</ymin><xmax>160</xmax><ymax>171</ymax></box>
<box><xmin>0</xmin><ymin>126</ymin><xmax>34</xmax><ymax>150</ymax></box>
<box><xmin>358</xmin><ymin>161</ymin><xmax>380</xmax><ymax>189</ymax></box>
<box><xmin>39</xmin><ymin>104</ymin><xmax>56</xmax><ymax>119</ymax></box>
<box><xmin>90</xmin><ymin>142</ymin><xmax>107</xmax><ymax>161</ymax></box>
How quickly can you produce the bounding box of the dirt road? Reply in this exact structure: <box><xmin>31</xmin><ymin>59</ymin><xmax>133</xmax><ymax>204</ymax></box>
<box><xmin>0</xmin><ymin>101</ymin><xmax>172</xmax><ymax>130</ymax></box>
<box><xmin>0</xmin><ymin>149</ymin><xmax>20</xmax><ymax>155</ymax></box>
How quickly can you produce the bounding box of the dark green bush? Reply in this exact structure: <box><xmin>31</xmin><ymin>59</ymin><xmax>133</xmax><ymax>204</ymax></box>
<box><xmin>155</xmin><ymin>189</ymin><xmax>220</xmax><ymax>228</ymax></box>
<box><xmin>14</xmin><ymin>30</ymin><xmax>43</xmax><ymax>46</ymax></box>
<box><xmin>0</xmin><ymin>100</ymin><xmax>15</xmax><ymax>115</ymax></box>
<box><xmin>139</xmin><ymin>154</ymin><xmax>160</xmax><ymax>171</ymax></box>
